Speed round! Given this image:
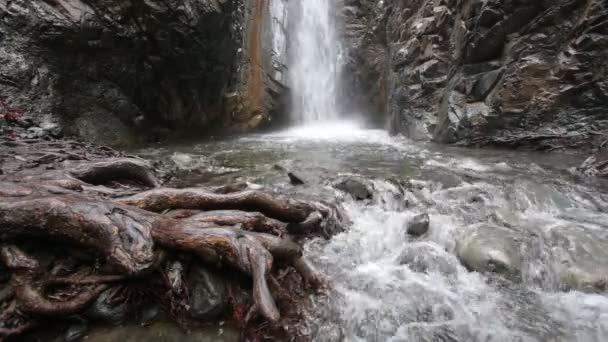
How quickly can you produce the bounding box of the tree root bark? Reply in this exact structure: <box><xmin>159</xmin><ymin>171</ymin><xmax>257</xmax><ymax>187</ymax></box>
<box><xmin>187</xmin><ymin>210</ymin><xmax>288</xmax><ymax>235</ymax></box>
<box><xmin>117</xmin><ymin>188</ymin><xmax>327</xmax><ymax>223</ymax></box>
<box><xmin>1</xmin><ymin>246</ymin><xmax>109</xmax><ymax>316</ymax></box>
<box><xmin>0</xmin><ymin>193</ymin><xmax>156</xmax><ymax>275</ymax></box>
<box><xmin>69</xmin><ymin>158</ymin><xmax>159</xmax><ymax>188</ymax></box>
<box><xmin>0</xmin><ymin>139</ymin><xmax>344</xmax><ymax>340</ymax></box>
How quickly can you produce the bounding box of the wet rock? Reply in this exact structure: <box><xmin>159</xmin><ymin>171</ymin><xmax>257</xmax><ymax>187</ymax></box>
<box><xmin>64</xmin><ymin>323</ymin><xmax>88</xmax><ymax>342</ymax></box>
<box><xmin>139</xmin><ymin>303</ymin><xmax>161</xmax><ymax>324</ymax></box>
<box><xmin>273</xmin><ymin>164</ymin><xmax>287</xmax><ymax>172</ymax></box>
<box><xmin>406</xmin><ymin>213</ymin><xmax>430</xmax><ymax>236</ymax></box>
<box><xmin>397</xmin><ymin>243</ymin><xmax>458</xmax><ymax>275</ymax></box>
<box><xmin>478</xmin><ymin>7</ymin><xmax>503</xmax><ymax>28</ymax></box>
<box><xmin>187</xmin><ymin>265</ymin><xmax>228</xmax><ymax>320</ymax></box>
<box><xmin>288</xmin><ymin>172</ymin><xmax>305</xmax><ymax>186</ymax></box>
<box><xmin>343</xmin><ymin>0</ymin><xmax>608</xmax><ymax>150</ymax></box>
<box><xmin>334</xmin><ymin>177</ymin><xmax>373</xmax><ymax>201</ymax></box>
<box><xmin>548</xmin><ymin>225</ymin><xmax>608</xmax><ymax>293</ymax></box>
<box><xmin>457</xmin><ymin>224</ymin><xmax>523</xmax><ymax>279</ymax></box>
<box><xmin>0</xmin><ymin>0</ymin><xmax>288</xmax><ymax>145</ymax></box>
<box><xmin>577</xmin><ymin>150</ymin><xmax>608</xmax><ymax>178</ymax></box>
<box><xmin>273</xmin><ymin>165</ymin><xmax>305</xmax><ymax>185</ymax></box>
<box><xmin>85</xmin><ymin>286</ymin><xmax>131</xmax><ymax>324</ymax></box>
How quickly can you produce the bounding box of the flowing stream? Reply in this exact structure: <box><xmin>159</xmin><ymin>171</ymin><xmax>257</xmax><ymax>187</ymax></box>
<box><xmin>138</xmin><ymin>121</ymin><xmax>608</xmax><ymax>341</ymax></box>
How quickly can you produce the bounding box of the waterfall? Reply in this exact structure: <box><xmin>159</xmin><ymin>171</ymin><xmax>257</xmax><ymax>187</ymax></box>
<box><xmin>289</xmin><ymin>0</ymin><xmax>341</xmax><ymax>124</ymax></box>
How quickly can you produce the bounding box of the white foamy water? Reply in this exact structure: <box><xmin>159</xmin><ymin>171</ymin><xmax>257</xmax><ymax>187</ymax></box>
<box><xmin>259</xmin><ymin>120</ymin><xmax>406</xmax><ymax>147</ymax></box>
<box><xmin>137</xmin><ymin>127</ymin><xmax>608</xmax><ymax>342</ymax></box>
<box><xmin>289</xmin><ymin>0</ymin><xmax>342</xmax><ymax>123</ymax></box>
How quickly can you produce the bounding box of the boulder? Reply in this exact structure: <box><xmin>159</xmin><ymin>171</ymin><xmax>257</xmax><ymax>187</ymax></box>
<box><xmin>406</xmin><ymin>213</ymin><xmax>430</xmax><ymax>236</ymax></box>
<box><xmin>334</xmin><ymin>177</ymin><xmax>373</xmax><ymax>201</ymax></box>
<box><xmin>457</xmin><ymin>224</ymin><xmax>523</xmax><ymax>279</ymax></box>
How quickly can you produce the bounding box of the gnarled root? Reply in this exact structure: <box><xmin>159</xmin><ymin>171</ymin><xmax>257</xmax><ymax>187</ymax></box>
<box><xmin>118</xmin><ymin>188</ymin><xmax>325</xmax><ymax>223</ymax></box>
<box><xmin>294</xmin><ymin>258</ymin><xmax>326</xmax><ymax>290</ymax></box>
<box><xmin>0</xmin><ymin>179</ymin><xmax>337</xmax><ymax>334</ymax></box>
<box><xmin>0</xmin><ymin>194</ymin><xmax>156</xmax><ymax>275</ymax></box>
<box><xmin>1</xmin><ymin>246</ymin><xmax>108</xmax><ymax>316</ymax></box>
<box><xmin>188</xmin><ymin>210</ymin><xmax>288</xmax><ymax>236</ymax></box>
<box><xmin>150</xmin><ymin>219</ymin><xmax>301</xmax><ymax>322</ymax></box>
<box><xmin>69</xmin><ymin>158</ymin><xmax>159</xmax><ymax>188</ymax></box>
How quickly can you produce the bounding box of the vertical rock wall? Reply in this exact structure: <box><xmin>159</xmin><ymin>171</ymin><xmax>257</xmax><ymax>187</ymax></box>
<box><xmin>0</xmin><ymin>0</ymin><xmax>289</xmax><ymax>145</ymax></box>
<box><xmin>344</xmin><ymin>0</ymin><xmax>608</xmax><ymax>149</ymax></box>
<box><xmin>227</xmin><ymin>0</ymin><xmax>289</xmax><ymax>131</ymax></box>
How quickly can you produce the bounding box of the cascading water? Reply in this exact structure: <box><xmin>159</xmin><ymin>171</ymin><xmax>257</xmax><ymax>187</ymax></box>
<box><xmin>289</xmin><ymin>0</ymin><xmax>341</xmax><ymax>123</ymax></box>
<box><xmin>140</xmin><ymin>128</ymin><xmax>608</xmax><ymax>341</ymax></box>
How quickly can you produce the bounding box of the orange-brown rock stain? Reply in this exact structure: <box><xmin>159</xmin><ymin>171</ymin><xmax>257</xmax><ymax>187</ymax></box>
<box><xmin>242</xmin><ymin>0</ymin><xmax>267</xmax><ymax>122</ymax></box>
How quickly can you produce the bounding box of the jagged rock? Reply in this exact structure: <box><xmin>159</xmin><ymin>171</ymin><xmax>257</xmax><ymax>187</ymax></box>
<box><xmin>406</xmin><ymin>213</ymin><xmax>430</xmax><ymax>236</ymax></box>
<box><xmin>0</xmin><ymin>0</ymin><xmax>289</xmax><ymax>146</ymax></box>
<box><xmin>578</xmin><ymin>150</ymin><xmax>608</xmax><ymax>178</ymax></box>
<box><xmin>457</xmin><ymin>224</ymin><xmax>523</xmax><ymax>279</ymax></box>
<box><xmin>478</xmin><ymin>7</ymin><xmax>503</xmax><ymax>28</ymax></box>
<box><xmin>343</xmin><ymin>0</ymin><xmax>608</xmax><ymax>150</ymax></box>
<box><xmin>334</xmin><ymin>177</ymin><xmax>373</xmax><ymax>201</ymax></box>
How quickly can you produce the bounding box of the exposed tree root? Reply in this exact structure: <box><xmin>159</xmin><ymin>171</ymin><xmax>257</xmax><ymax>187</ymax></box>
<box><xmin>0</xmin><ymin>135</ymin><xmax>345</xmax><ymax>340</ymax></box>
<box><xmin>1</xmin><ymin>246</ymin><xmax>108</xmax><ymax>316</ymax></box>
<box><xmin>0</xmin><ymin>193</ymin><xmax>156</xmax><ymax>275</ymax></box>
<box><xmin>117</xmin><ymin>188</ymin><xmax>328</xmax><ymax>223</ymax></box>
<box><xmin>69</xmin><ymin>158</ymin><xmax>159</xmax><ymax>188</ymax></box>
<box><xmin>150</xmin><ymin>219</ymin><xmax>305</xmax><ymax>322</ymax></box>
<box><xmin>187</xmin><ymin>210</ymin><xmax>288</xmax><ymax>235</ymax></box>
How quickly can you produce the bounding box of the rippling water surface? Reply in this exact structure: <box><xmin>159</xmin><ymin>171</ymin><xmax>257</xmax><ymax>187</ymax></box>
<box><xmin>138</xmin><ymin>121</ymin><xmax>608</xmax><ymax>341</ymax></box>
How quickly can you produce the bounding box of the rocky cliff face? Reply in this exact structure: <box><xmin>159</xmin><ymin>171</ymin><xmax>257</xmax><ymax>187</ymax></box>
<box><xmin>344</xmin><ymin>0</ymin><xmax>608</xmax><ymax>150</ymax></box>
<box><xmin>0</xmin><ymin>0</ymin><xmax>288</xmax><ymax>146</ymax></box>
